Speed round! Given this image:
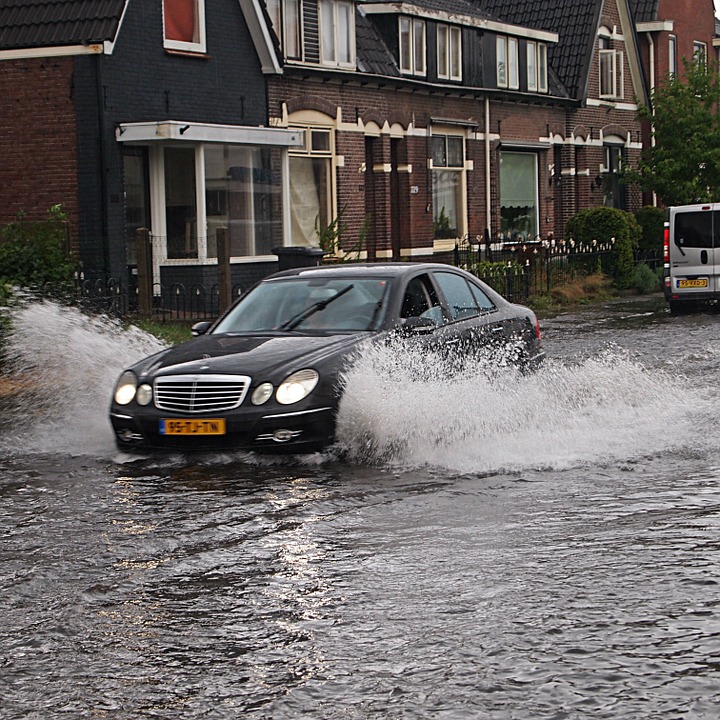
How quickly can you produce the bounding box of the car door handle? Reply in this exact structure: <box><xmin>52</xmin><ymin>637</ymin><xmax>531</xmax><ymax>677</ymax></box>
<box><xmin>491</xmin><ymin>326</ymin><xmax>505</xmax><ymax>333</ymax></box>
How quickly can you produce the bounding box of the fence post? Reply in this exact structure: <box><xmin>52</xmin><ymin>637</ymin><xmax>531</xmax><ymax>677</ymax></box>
<box><xmin>135</xmin><ymin>227</ymin><xmax>153</xmax><ymax>316</ymax></box>
<box><xmin>217</xmin><ymin>227</ymin><xmax>232</xmax><ymax>314</ymax></box>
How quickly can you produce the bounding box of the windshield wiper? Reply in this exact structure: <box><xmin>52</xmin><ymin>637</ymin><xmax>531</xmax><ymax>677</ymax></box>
<box><xmin>279</xmin><ymin>284</ymin><xmax>355</xmax><ymax>331</ymax></box>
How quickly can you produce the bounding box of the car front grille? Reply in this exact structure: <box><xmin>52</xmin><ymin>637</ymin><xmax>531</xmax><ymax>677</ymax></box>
<box><xmin>154</xmin><ymin>374</ymin><xmax>251</xmax><ymax>413</ymax></box>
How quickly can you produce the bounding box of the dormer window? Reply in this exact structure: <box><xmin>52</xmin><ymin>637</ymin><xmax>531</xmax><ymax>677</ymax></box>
<box><xmin>266</xmin><ymin>0</ymin><xmax>302</xmax><ymax>60</ymax></box>
<box><xmin>527</xmin><ymin>41</ymin><xmax>548</xmax><ymax>93</ymax></box>
<box><xmin>497</xmin><ymin>36</ymin><xmax>519</xmax><ymax>89</ymax></box>
<box><xmin>599</xmin><ymin>29</ymin><xmax>623</xmax><ymax>99</ymax></box>
<box><xmin>437</xmin><ymin>25</ymin><xmax>461</xmax><ymax>81</ymax></box>
<box><xmin>400</xmin><ymin>17</ymin><xmax>426</xmax><ymax>76</ymax></box>
<box><xmin>163</xmin><ymin>0</ymin><xmax>206</xmax><ymax>54</ymax></box>
<box><xmin>319</xmin><ymin>0</ymin><xmax>355</xmax><ymax>68</ymax></box>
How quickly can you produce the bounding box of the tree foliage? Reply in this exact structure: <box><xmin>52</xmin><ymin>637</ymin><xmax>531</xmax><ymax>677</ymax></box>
<box><xmin>628</xmin><ymin>61</ymin><xmax>720</xmax><ymax>206</ymax></box>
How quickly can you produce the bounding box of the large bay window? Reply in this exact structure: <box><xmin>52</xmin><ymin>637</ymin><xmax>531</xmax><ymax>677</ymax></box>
<box><xmin>163</xmin><ymin>0</ymin><xmax>206</xmax><ymax>53</ymax></box>
<box><xmin>319</xmin><ymin>0</ymin><xmax>355</xmax><ymax>68</ymax></box>
<box><xmin>499</xmin><ymin>151</ymin><xmax>538</xmax><ymax>242</ymax></box>
<box><xmin>431</xmin><ymin>132</ymin><xmax>466</xmax><ymax>239</ymax></box>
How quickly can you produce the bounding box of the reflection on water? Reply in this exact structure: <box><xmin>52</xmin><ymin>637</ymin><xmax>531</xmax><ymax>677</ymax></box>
<box><xmin>1</xmin><ymin>298</ymin><xmax>720</xmax><ymax>718</ymax></box>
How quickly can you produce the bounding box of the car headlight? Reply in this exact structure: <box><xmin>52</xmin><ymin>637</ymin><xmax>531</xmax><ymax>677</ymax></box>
<box><xmin>276</xmin><ymin>369</ymin><xmax>319</xmax><ymax>405</ymax></box>
<box><xmin>252</xmin><ymin>382</ymin><xmax>274</xmax><ymax>405</ymax></box>
<box><xmin>114</xmin><ymin>371</ymin><xmax>138</xmax><ymax>405</ymax></box>
<box><xmin>136</xmin><ymin>383</ymin><xmax>153</xmax><ymax>406</ymax></box>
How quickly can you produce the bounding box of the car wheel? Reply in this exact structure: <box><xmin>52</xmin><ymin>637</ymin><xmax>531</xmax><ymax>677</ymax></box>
<box><xmin>669</xmin><ymin>299</ymin><xmax>694</xmax><ymax>315</ymax></box>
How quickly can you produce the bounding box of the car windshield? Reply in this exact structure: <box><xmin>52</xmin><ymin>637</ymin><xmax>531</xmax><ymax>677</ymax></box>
<box><xmin>213</xmin><ymin>276</ymin><xmax>392</xmax><ymax>333</ymax></box>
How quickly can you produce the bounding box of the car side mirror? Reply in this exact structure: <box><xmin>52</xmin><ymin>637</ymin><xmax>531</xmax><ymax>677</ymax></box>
<box><xmin>191</xmin><ymin>321</ymin><xmax>213</xmax><ymax>336</ymax></box>
<box><xmin>402</xmin><ymin>317</ymin><xmax>436</xmax><ymax>335</ymax></box>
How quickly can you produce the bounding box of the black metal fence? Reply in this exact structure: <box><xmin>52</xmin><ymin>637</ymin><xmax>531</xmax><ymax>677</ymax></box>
<box><xmin>454</xmin><ymin>237</ymin><xmax>662</xmax><ymax>302</ymax></box>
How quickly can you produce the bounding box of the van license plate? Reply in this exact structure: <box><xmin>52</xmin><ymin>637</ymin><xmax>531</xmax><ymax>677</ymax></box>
<box><xmin>678</xmin><ymin>278</ymin><xmax>708</xmax><ymax>288</ymax></box>
<box><xmin>160</xmin><ymin>419</ymin><xmax>226</xmax><ymax>435</ymax></box>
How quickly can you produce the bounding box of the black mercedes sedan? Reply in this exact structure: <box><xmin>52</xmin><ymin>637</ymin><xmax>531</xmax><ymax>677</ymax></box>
<box><xmin>110</xmin><ymin>263</ymin><xmax>544</xmax><ymax>453</ymax></box>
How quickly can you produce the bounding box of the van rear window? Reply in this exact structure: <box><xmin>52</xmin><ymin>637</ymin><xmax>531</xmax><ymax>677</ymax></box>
<box><xmin>674</xmin><ymin>211</ymin><xmax>714</xmax><ymax>248</ymax></box>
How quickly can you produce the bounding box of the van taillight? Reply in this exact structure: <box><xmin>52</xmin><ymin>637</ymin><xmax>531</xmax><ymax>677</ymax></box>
<box><xmin>535</xmin><ymin>317</ymin><xmax>542</xmax><ymax>340</ymax></box>
<box><xmin>663</xmin><ymin>225</ymin><xmax>670</xmax><ymax>263</ymax></box>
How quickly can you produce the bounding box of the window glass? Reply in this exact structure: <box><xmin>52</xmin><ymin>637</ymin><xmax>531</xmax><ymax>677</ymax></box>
<box><xmin>496</xmin><ymin>36</ymin><xmax>507</xmax><ymax>87</ymax></box>
<box><xmin>164</xmin><ymin>146</ymin><xmax>197</xmax><ymax>259</ymax></box>
<box><xmin>289</xmin><ymin>156</ymin><xmax>331</xmax><ymax>246</ymax></box>
<box><xmin>508</xmin><ymin>37</ymin><xmax>519</xmax><ymax>89</ymax></box>
<box><xmin>527</xmin><ymin>41</ymin><xmax>537</xmax><ymax>91</ymax></box>
<box><xmin>469</xmin><ymin>282</ymin><xmax>495</xmax><ymax>311</ymax></box>
<box><xmin>674</xmin><ymin>211</ymin><xmax>714</xmax><ymax>249</ymax></box>
<box><xmin>669</xmin><ymin>35</ymin><xmax>677</xmax><ymax>77</ymax></box>
<box><xmin>434</xmin><ymin>272</ymin><xmax>478</xmax><ymax>321</ymax></box>
<box><xmin>399</xmin><ymin>16</ymin><xmax>412</xmax><ymax>72</ymax></box>
<box><xmin>320</xmin><ymin>0</ymin><xmax>354</xmax><ymax>67</ymax></box>
<box><xmin>538</xmin><ymin>43</ymin><xmax>548</xmax><ymax>92</ymax></box>
<box><xmin>400</xmin><ymin>274</ymin><xmax>444</xmax><ymax>324</ymax></box>
<box><xmin>432</xmin><ymin>134</ymin><xmax>465</xmax><ymax>239</ymax></box>
<box><xmin>413</xmin><ymin>19</ymin><xmax>426</xmax><ymax>74</ymax></box>
<box><xmin>204</xmin><ymin>145</ymin><xmax>283</xmax><ymax>258</ymax></box>
<box><xmin>163</xmin><ymin>0</ymin><xmax>205</xmax><ymax>52</ymax></box>
<box><xmin>285</xmin><ymin>0</ymin><xmax>301</xmax><ymax>59</ymax></box>
<box><xmin>499</xmin><ymin>151</ymin><xmax>538</xmax><ymax>242</ymax></box>
<box><xmin>450</xmin><ymin>27</ymin><xmax>461</xmax><ymax>80</ymax></box>
<box><xmin>437</xmin><ymin>25</ymin><xmax>449</xmax><ymax>78</ymax></box>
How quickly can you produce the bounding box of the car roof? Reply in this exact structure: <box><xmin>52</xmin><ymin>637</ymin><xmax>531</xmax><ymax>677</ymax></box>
<box><xmin>266</xmin><ymin>262</ymin><xmax>461</xmax><ymax>280</ymax></box>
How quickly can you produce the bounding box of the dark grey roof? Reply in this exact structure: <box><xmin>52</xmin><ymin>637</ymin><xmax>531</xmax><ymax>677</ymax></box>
<box><xmin>0</xmin><ymin>0</ymin><xmax>126</xmax><ymax>51</ymax></box>
<box><xmin>356</xmin><ymin>10</ymin><xmax>401</xmax><ymax>77</ymax></box>
<box><xmin>628</xmin><ymin>0</ymin><xmax>658</xmax><ymax>23</ymax></box>
<box><xmin>477</xmin><ymin>0</ymin><xmax>601</xmax><ymax>100</ymax></box>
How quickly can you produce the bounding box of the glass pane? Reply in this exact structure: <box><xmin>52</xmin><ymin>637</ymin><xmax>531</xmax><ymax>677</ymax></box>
<box><xmin>285</xmin><ymin>0</ymin><xmax>300</xmax><ymax>58</ymax></box>
<box><xmin>164</xmin><ymin>0</ymin><xmax>198</xmax><ymax>43</ymax></box>
<box><xmin>320</xmin><ymin>0</ymin><xmax>335</xmax><ymax>63</ymax></box>
<box><xmin>437</xmin><ymin>25</ymin><xmax>448</xmax><ymax>78</ymax></box>
<box><xmin>508</xmin><ymin>37</ymin><xmax>518</xmax><ymax>88</ymax></box>
<box><xmin>434</xmin><ymin>272</ymin><xmax>477</xmax><ymax>321</ymax></box>
<box><xmin>499</xmin><ymin>151</ymin><xmax>537</xmax><ymax>241</ymax></box>
<box><xmin>290</xmin><ymin>155</ymin><xmax>330</xmax><ymax>246</ymax></box>
<box><xmin>432</xmin><ymin>135</ymin><xmax>447</xmax><ymax>167</ymax></box>
<box><xmin>432</xmin><ymin>169</ymin><xmax>460</xmax><ymax>238</ymax></box>
<box><xmin>123</xmin><ymin>149</ymin><xmax>149</xmax><ymax>266</ymax></box>
<box><xmin>674</xmin><ymin>211</ymin><xmax>713</xmax><ymax>249</ymax></box>
<box><xmin>527</xmin><ymin>42</ymin><xmax>537</xmax><ymax>91</ymax></box>
<box><xmin>337</xmin><ymin>1</ymin><xmax>353</xmax><ymax>64</ymax></box>
<box><xmin>538</xmin><ymin>44</ymin><xmax>548</xmax><ymax>92</ymax></box>
<box><xmin>413</xmin><ymin>20</ymin><xmax>426</xmax><ymax>74</ymax></box>
<box><xmin>469</xmin><ymin>282</ymin><xmax>495</xmax><ymax>311</ymax></box>
<box><xmin>450</xmin><ymin>27</ymin><xmax>461</xmax><ymax>79</ymax></box>
<box><xmin>311</xmin><ymin>129</ymin><xmax>331</xmax><ymax>152</ymax></box>
<box><xmin>399</xmin><ymin>17</ymin><xmax>411</xmax><ymax>72</ymax></box>
<box><xmin>496</xmin><ymin>36</ymin><xmax>507</xmax><ymax>86</ymax></box>
<box><xmin>447</xmin><ymin>136</ymin><xmax>463</xmax><ymax>167</ymax></box>
<box><xmin>164</xmin><ymin>146</ymin><xmax>197</xmax><ymax>259</ymax></box>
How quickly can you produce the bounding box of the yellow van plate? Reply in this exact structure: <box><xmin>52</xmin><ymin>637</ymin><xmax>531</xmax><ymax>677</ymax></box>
<box><xmin>678</xmin><ymin>278</ymin><xmax>708</xmax><ymax>288</ymax></box>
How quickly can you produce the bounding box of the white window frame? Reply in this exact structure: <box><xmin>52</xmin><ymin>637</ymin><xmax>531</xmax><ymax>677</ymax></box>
<box><xmin>668</xmin><ymin>34</ymin><xmax>677</xmax><ymax>77</ymax></box>
<box><xmin>319</xmin><ymin>0</ymin><xmax>356</xmax><ymax>69</ymax></box>
<box><xmin>496</xmin><ymin>35</ymin><xmax>519</xmax><ymax>89</ymax></box>
<box><xmin>694</xmin><ymin>41</ymin><xmax>708</xmax><ymax>67</ymax></box>
<box><xmin>599</xmin><ymin>48</ymin><xmax>624</xmax><ymax>99</ymax></box>
<box><xmin>266</xmin><ymin>0</ymin><xmax>302</xmax><ymax>60</ymax></box>
<box><xmin>162</xmin><ymin>0</ymin><xmax>206</xmax><ymax>54</ymax></box>
<box><xmin>399</xmin><ymin>16</ymin><xmax>426</xmax><ymax>76</ymax></box>
<box><xmin>430</xmin><ymin>130</ymin><xmax>467</xmax><ymax>240</ymax></box>
<box><xmin>437</xmin><ymin>24</ymin><xmax>462</xmax><ymax>81</ymax></box>
<box><xmin>527</xmin><ymin>41</ymin><xmax>548</xmax><ymax>93</ymax></box>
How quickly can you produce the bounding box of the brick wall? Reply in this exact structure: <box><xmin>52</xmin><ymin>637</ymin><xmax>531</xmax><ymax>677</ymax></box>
<box><xmin>0</xmin><ymin>58</ymin><xmax>79</xmax><ymax>252</ymax></box>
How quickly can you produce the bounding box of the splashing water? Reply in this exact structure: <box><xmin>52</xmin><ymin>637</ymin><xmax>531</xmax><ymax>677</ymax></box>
<box><xmin>335</xmin><ymin>340</ymin><xmax>709</xmax><ymax>473</ymax></box>
<box><xmin>1</xmin><ymin>300</ymin><xmax>711</xmax><ymax>471</ymax></box>
<box><xmin>1</xmin><ymin>300</ymin><xmax>165</xmax><ymax>456</ymax></box>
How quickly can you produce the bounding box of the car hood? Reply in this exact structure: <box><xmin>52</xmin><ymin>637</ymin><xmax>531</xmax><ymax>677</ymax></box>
<box><xmin>132</xmin><ymin>332</ymin><xmax>369</xmax><ymax>381</ymax></box>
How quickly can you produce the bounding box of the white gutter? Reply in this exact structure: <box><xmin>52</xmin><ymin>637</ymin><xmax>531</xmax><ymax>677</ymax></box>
<box><xmin>0</xmin><ymin>44</ymin><xmax>104</xmax><ymax>60</ymax></box>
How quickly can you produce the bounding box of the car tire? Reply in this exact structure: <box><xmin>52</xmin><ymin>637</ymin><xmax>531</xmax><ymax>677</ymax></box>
<box><xmin>669</xmin><ymin>299</ymin><xmax>694</xmax><ymax>315</ymax></box>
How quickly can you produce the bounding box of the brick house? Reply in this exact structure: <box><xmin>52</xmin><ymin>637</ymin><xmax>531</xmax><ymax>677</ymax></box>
<box><xmin>264</xmin><ymin>0</ymin><xmax>650</xmax><ymax>260</ymax></box>
<box><xmin>0</xmin><ymin>0</ymin><xmax>301</xmax><ymax>291</ymax></box>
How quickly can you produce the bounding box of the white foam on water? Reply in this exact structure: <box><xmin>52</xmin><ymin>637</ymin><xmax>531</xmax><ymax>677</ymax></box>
<box><xmin>2</xmin><ymin>300</ymin><xmax>712</xmax><ymax>472</ymax></box>
<box><xmin>335</xmin><ymin>340</ymin><xmax>711</xmax><ymax>474</ymax></box>
<box><xmin>1</xmin><ymin>300</ymin><xmax>166</xmax><ymax>456</ymax></box>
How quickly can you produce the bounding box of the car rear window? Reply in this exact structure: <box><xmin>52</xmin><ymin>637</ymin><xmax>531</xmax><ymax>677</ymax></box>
<box><xmin>674</xmin><ymin>210</ymin><xmax>715</xmax><ymax>249</ymax></box>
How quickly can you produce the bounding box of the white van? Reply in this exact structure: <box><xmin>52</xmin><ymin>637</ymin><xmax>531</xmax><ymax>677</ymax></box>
<box><xmin>663</xmin><ymin>203</ymin><xmax>720</xmax><ymax>313</ymax></box>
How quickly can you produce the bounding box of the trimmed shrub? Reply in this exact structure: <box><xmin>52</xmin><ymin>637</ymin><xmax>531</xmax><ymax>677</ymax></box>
<box><xmin>633</xmin><ymin>262</ymin><xmax>661</xmax><ymax>294</ymax></box>
<box><xmin>565</xmin><ymin>207</ymin><xmax>640</xmax><ymax>289</ymax></box>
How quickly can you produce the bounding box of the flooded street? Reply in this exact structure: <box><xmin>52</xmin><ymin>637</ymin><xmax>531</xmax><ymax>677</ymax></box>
<box><xmin>2</xmin><ymin>296</ymin><xmax>720</xmax><ymax>718</ymax></box>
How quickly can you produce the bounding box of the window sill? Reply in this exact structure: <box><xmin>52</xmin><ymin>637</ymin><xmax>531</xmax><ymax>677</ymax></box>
<box><xmin>164</xmin><ymin>48</ymin><xmax>211</xmax><ymax>60</ymax></box>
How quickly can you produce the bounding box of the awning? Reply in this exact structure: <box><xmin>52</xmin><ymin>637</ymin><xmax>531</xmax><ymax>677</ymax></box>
<box><xmin>116</xmin><ymin>120</ymin><xmax>304</xmax><ymax>147</ymax></box>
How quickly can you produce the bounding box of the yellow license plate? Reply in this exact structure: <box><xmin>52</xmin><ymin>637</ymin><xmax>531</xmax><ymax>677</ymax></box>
<box><xmin>160</xmin><ymin>418</ymin><xmax>226</xmax><ymax>435</ymax></box>
<box><xmin>678</xmin><ymin>278</ymin><xmax>708</xmax><ymax>288</ymax></box>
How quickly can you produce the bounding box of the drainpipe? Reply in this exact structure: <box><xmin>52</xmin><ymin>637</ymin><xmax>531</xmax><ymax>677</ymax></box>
<box><xmin>95</xmin><ymin>54</ymin><xmax>110</xmax><ymax>278</ymax></box>
<box><xmin>485</xmin><ymin>97</ymin><xmax>491</xmax><ymax>239</ymax></box>
<box><xmin>646</xmin><ymin>32</ymin><xmax>657</xmax><ymax>206</ymax></box>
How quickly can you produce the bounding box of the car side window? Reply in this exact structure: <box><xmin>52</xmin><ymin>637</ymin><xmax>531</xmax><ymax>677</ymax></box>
<box><xmin>401</xmin><ymin>275</ymin><xmax>445</xmax><ymax>325</ymax></box>
<box><xmin>433</xmin><ymin>271</ymin><xmax>480</xmax><ymax>321</ymax></box>
<box><xmin>468</xmin><ymin>282</ymin><xmax>496</xmax><ymax>312</ymax></box>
